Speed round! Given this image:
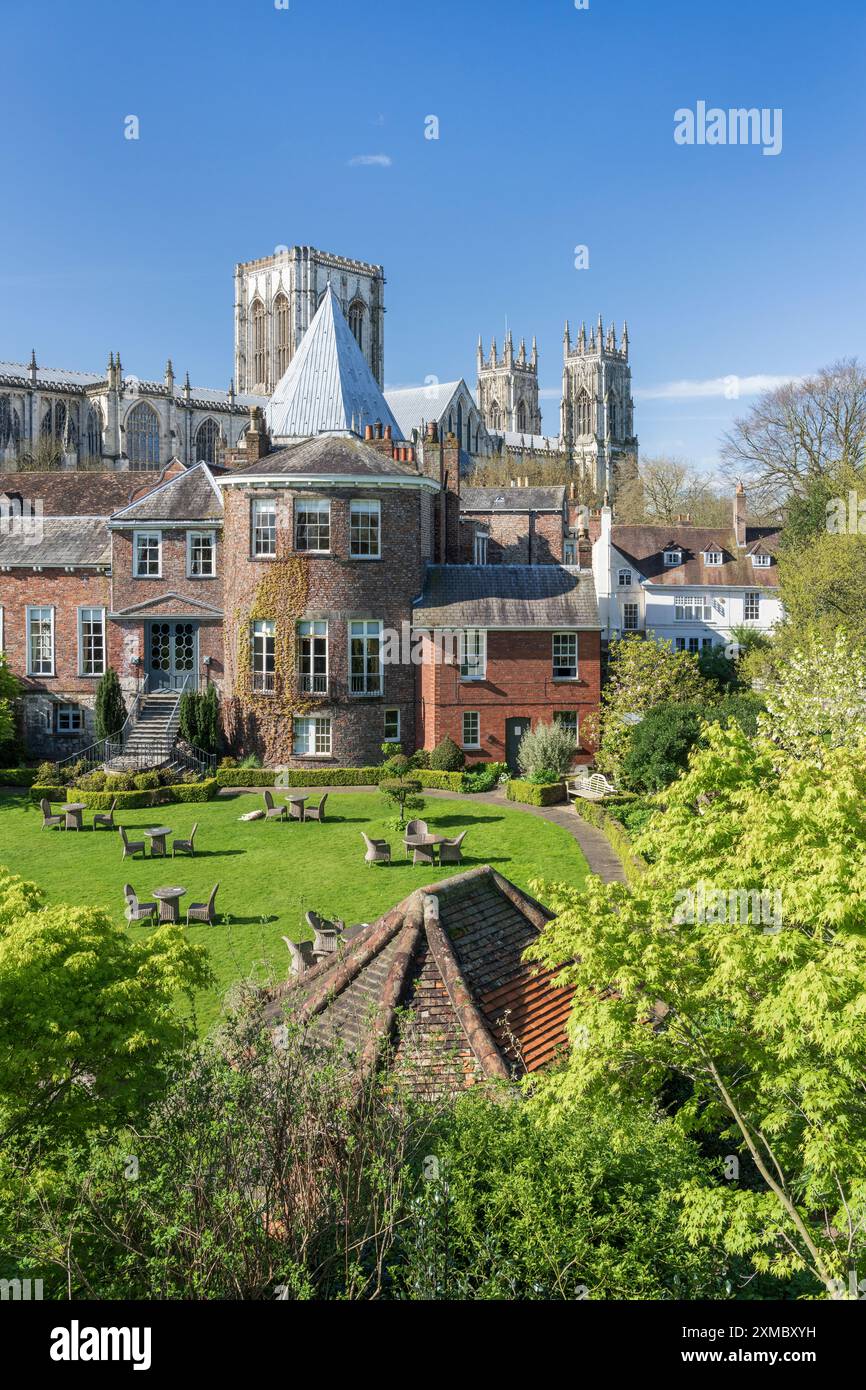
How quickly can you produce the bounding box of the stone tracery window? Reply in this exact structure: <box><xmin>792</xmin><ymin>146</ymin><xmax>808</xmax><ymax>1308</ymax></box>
<box><xmin>516</xmin><ymin>400</ymin><xmax>527</xmax><ymax>433</ymax></box>
<box><xmin>274</xmin><ymin>293</ymin><xmax>290</xmax><ymax>378</ymax></box>
<box><xmin>489</xmin><ymin>400</ymin><xmax>501</xmax><ymax>431</ymax></box>
<box><xmin>84</xmin><ymin>405</ymin><xmax>103</xmax><ymax>461</ymax></box>
<box><xmin>348</xmin><ymin>300</ymin><xmax>365</xmax><ymax>352</ymax></box>
<box><xmin>41</xmin><ymin>400</ymin><xmax>67</xmax><ymax>439</ymax></box>
<box><xmin>608</xmin><ymin>393</ymin><xmax>618</xmax><ymax>438</ymax></box>
<box><xmin>251</xmin><ymin>298</ymin><xmax>266</xmax><ymax>386</ymax></box>
<box><xmin>576</xmin><ymin>389</ymin><xmax>592</xmax><ymax>436</ymax></box>
<box><xmin>126</xmin><ymin>401</ymin><xmax>160</xmax><ymax>467</ymax></box>
<box><xmin>0</xmin><ymin>396</ymin><xmax>20</xmax><ymax>450</ymax></box>
<box><xmin>195</xmin><ymin>417</ymin><xmax>221</xmax><ymax>464</ymax></box>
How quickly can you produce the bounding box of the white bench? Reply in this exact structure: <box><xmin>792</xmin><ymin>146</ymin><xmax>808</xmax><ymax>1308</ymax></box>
<box><xmin>566</xmin><ymin>772</ymin><xmax>617</xmax><ymax>802</ymax></box>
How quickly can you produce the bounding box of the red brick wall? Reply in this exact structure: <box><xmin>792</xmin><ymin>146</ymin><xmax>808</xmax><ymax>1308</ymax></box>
<box><xmin>457</xmin><ymin>510</ymin><xmax>565</xmax><ymax>564</ymax></box>
<box><xmin>418</xmin><ymin>628</ymin><xmax>600</xmax><ymax>765</ymax></box>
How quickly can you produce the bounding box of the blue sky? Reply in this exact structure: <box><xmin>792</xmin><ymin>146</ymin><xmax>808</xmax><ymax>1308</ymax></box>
<box><xmin>2</xmin><ymin>0</ymin><xmax>864</xmax><ymax>470</ymax></box>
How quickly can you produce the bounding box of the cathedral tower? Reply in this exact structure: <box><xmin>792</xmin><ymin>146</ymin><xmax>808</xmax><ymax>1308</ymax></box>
<box><xmin>561</xmin><ymin>317</ymin><xmax>637</xmax><ymax>496</ymax></box>
<box><xmin>476</xmin><ymin>332</ymin><xmax>541</xmax><ymax>437</ymax></box>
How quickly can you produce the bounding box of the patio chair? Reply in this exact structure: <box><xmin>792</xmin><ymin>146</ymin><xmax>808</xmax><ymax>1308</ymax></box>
<box><xmin>40</xmin><ymin>798</ymin><xmax>64</xmax><ymax>831</ymax></box>
<box><xmin>405</xmin><ymin>818</ymin><xmax>429</xmax><ymax>840</ymax></box>
<box><xmin>305</xmin><ymin>793</ymin><xmax>328</xmax><ymax>822</ymax></box>
<box><xmin>282</xmin><ymin>935</ymin><xmax>316</xmax><ymax>976</ymax></box>
<box><xmin>93</xmin><ymin>796</ymin><xmax>118</xmax><ymax>831</ymax></box>
<box><xmin>263</xmin><ymin>790</ymin><xmax>287</xmax><ymax>821</ymax></box>
<box><xmin>119</xmin><ymin>825</ymin><xmax>146</xmax><ymax>859</ymax></box>
<box><xmin>306</xmin><ymin>909</ymin><xmax>344</xmax><ymax>959</ymax></box>
<box><xmin>123</xmin><ymin>883</ymin><xmax>157</xmax><ymax>923</ymax></box>
<box><xmin>186</xmin><ymin>882</ymin><xmax>220</xmax><ymax>925</ymax></box>
<box><xmin>362</xmin><ymin>832</ymin><xmax>391</xmax><ymax>866</ymax></box>
<box><xmin>172</xmin><ymin>823</ymin><xmax>198</xmax><ymax>857</ymax></box>
<box><xmin>438</xmin><ymin>830</ymin><xmax>467</xmax><ymax>865</ymax></box>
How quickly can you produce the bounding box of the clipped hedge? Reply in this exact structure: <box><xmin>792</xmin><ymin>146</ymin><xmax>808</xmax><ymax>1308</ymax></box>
<box><xmin>570</xmin><ymin>798</ymin><xmax>648</xmax><ymax>886</ymax></box>
<box><xmin>31</xmin><ymin>779</ymin><xmax>219</xmax><ymax>810</ymax></box>
<box><xmin>216</xmin><ymin>766</ymin><xmax>471</xmax><ymax>792</ymax></box>
<box><xmin>0</xmin><ymin>768</ymin><xmax>38</xmax><ymax>787</ymax></box>
<box><xmin>506</xmin><ymin>778</ymin><xmax>566</xmax><ymax>807</ymax></box>
<box><xmin>415</xmin><ymin>769</ymin><xmax>466</xmax><ymax>792</ymax></box>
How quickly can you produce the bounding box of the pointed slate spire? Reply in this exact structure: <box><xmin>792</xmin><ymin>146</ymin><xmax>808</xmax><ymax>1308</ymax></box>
<box><xmin>266</xmin><ymin>284</ymin><xmax>402</xmax><ymax>441</ymax></box>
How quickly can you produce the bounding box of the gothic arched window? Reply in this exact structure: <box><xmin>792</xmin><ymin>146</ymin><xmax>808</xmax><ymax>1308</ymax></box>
<box><xmin>195</xmin><ymin>417</ymin><xmax>221</xmax><ymax>464</ymax></box>
<box><xmin>41</xmin><ymin>400</ymin><xmax>67</xmax><ymax>439</ymax></box>
<box><xmin>274</xmin><ymin>293</ymin><xmax>290</xmax><ymax>379</ymax></box>
<box><xmin>251</xmin><ymin>298</ymin><xmax>266</xmax><ymax>387</ymax></box>
<box><xmin>85</xmin><ymin>404</ymin><xmax>103</xmax><ymax>462</ymax></box>
<box><xmin>608</xmin><ymin>394</ymin><xmax>618</xmax><ymax>438</ymax></box>
<box><xmin>456</xmin><ymin>401</ymin><xmax>463</xmax><ymax>450</ymax></box>
<box><xmin>489</xmin><ymin>401</ymin><xmax>501</xmax><ymax>431</ymax></box>
<box><xmin>0</xmin><ymin>396</ymin><xmax>21</xmax><ymax>451</ymax></box>
<box><xmin>348</xmin><ymin>300</ymin><xmax>365</xmax><ymax>352</ymax></box>
<box><xmin>577</xmin><ymin>389</ymin><xmax>592</xmax><ymax>436</ymax></box>
<box><xmin>126</xmin><ymin>401</ymin><xmax>160</xmax><ymax>467</ymax></box>
<box><xmin>516</xmin><ymin>400</ymin><xmax>527</xmax><ymax>433</ymax></box>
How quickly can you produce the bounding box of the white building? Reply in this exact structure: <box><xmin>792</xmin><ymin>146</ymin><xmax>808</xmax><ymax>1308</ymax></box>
<box><xmin>592</xmin><ymin>484</ymin><xmax>783</xmax><ymax>651</ymax></box>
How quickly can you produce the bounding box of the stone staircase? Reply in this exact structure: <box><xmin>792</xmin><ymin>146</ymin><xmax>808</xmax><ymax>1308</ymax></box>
<box><xmin>105</xmin><ymin>692</ymin><xmax>182</xmax><ymax>771</ymax></box>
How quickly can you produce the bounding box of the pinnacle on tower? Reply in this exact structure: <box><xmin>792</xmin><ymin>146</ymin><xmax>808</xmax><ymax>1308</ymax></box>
<box><xmin>531</xmin><ymin>335</ymin><xmax>538</xmax><ymax>368</ymax></box>
<box><xmin>622</xmin><ymin>321</ymin><xmax>629</xmax><ymax>357</ymax></box>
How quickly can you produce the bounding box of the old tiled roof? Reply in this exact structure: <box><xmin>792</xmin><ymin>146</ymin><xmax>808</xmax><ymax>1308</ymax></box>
<box><xmin>0</xmin><ymin>470</ymin><xmax>165</xmax><ymax>516</ymax></box>
<box><xmin>266</xmin><ymin>285</ymin><xmax>403</xmax><ymax>441</ymax></box>
<box><xmin>110</xmin><ymin>462</ymin><xmax>223</xmax><ymax>523</ymax></box>
<box><xmin>611</xmin><ymin>523</ymin><xmax>781</xmax><ymax>587</ymax></box>
<box><xmin>265</xmin><ymin>866</ymin><xmax>574</xmax><ymax>1099</ymax></box>
<box><xmin>413</xmin><ymin>564</ymin><xmax>599</xmax><ymax>629</ymax></box>
<box><xmin>0</xmin><ymin>516</ymin><xmax>109</xmax><ymax>568</ymax></box>
<box><xmin>223</xmin><ymin>432</ymin><xmax>428</xmax><ymax>482</ymax></box>
<box><xmin>462</xmin><ymin>485</ymin><xmax>566</xmax><ymax>513</ymax></box>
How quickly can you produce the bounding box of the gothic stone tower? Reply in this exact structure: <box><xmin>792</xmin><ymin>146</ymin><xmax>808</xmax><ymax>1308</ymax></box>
<box><xmin>476</xmin><ymin>332</ymin><xmax>541</xmax><ymax>437</ymax></box>
<box><xmin>234</xmin><ymin>245</ymin><xmax>385</xmax><ymax>396</ymax></box>
<box><xmin>561</xmin><ymin>317</ymin><xmax>637</xmax><ymax>496</ymax></box>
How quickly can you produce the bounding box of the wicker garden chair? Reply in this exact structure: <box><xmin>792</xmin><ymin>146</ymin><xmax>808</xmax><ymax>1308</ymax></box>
<box><xmin>123</xmin><ymin>884</ymin><xmax>157</xmax><ymax>923</ymax></box>
<box><xmin>362</xmin><ymin>832</ymin><xmax>391</xmax><ymax>866</ymax></box>
<box><xmin>40</xmin><ymin>798</ymin><xmax>64</xmax><ymax>831</ymax></box>
<box><xmin>172</xmin><ymin>823</ymin><xmax>198</xmax><ymax>857</ymax></box>
<box><xmin>263</xmin><ymin>790</ymin><xmax>287</xmax><ymax>821</ymax></box>
<box><xmin>93</xmin><ymin>797</ymin><xmax>118</xmax><ymax>831</ymax></box>
<box><xmin>305</xmin><ymin>793</ymin><xmax>328</xmax><ymax>822</ymax></box>
<box><xmin>186</xmin><ymin>883</ymin><xmax>220</xmax><ymax>925</ymax></box>
<box><xmin>119</xmin><ymin>825</ymin><xmax>146</xmax><ymax>859</ymax></box>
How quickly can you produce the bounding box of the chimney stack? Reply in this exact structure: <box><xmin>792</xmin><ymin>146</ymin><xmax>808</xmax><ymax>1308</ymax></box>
<box><xmin>733</xmin><ymin>482</ymin><xmax>747</xmax><ymax>548</ymax></box>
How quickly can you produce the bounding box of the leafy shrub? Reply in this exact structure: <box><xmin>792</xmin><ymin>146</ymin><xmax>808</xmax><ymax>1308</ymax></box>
<box><xmin>380</xmin><ymin>742</ymin><xmax>402</xmax><ymax>761</ymax></box>
<box><xmin>517</xmin><ymin>722</ymin><xmax>575</xmax><ymax>780</ymax></box>
<box><xmin>415</xmin><ymin>770</ymin><xmax>465</xmax><ymax>792</ymax></box>
<box><xmin>36</xmin><ymin>761</ymin><xmax>60</xmax><ymax>785</ymax></box>
<box><xmin>105</xmin><ymin>773</ymin><xmax>136</xmax><ymax>791</ymax></box>
<box><xmin>505</xmin><ymin>778</ymin><xmax>565</xmax><ymax>807</ymax></box>
<box><xmin>239</xmin><ymin>753</ymin><xmax>263</xmax><ymax>769</ymax></box>
<box><xmin>408</xmin><ymin>749</ymin><xmax>430</xmax><ymax>770</ymax></box>
<box><xmin>429</xmin><ymin>736</ymin><xmax>465</xmax><ymax>772</ymax></box>
<box><xmin>621</xmin><ymin>694</ymin><xmax>766</xmax><ymax>794</ymax></box>
<box><xmin>94</xmin><ymin>668</ymin><xmax>126</xmax><ymax>740</ymax></box>
<box><xmin>219</xmin><ymin>756</ymin><xmax>238</xmax><ymax>769</ymax></box>
<box><xmin>0</xmin><ymin>767</ymin><xmax>37</xmax><ymax>787</ymax></box>
<box><xmin>462</xmin><ymin>761</ymin><xmax>508</xmax><ymax>793</ymax></box>
<box><xmin>133</xmin><ymin>771</ymin><xmax>160</xmax><ymax>791</ymax></box>
<box><xmin>380</xmin><ymin>753</ymin><xmax>411</xmax><ymax>779</ymax></box>
<box><xmin>76</xmin><ymin>770</ymin><xmax>107</xmax><ymax>791</ymax></box>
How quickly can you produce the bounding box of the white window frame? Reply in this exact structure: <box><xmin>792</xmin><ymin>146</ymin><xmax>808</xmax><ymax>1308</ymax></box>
<box><xmin>251</xmin><ymin>618</ymin><xmax>275</xmax><ymax>693</ymax></box>
<box><xmin>563</xmin><ymin>539</ymin><xmax>577</xmax><ymax>565</ymax></box>
<box><xmin>554</xmin><ymin>709</ymin><xmax>579</xmax><ymax>742</ymax></box>
<box><xmin>751</xmin><ymin>553</ymin><xmax>771</xmax><ymax>568</ymax></box>
<box><xmin>293</xmin><ymin>715</ymin><xmax>332</xmax><ymax>757</ymax></box>
<box><xmin>744</xmin><ymin>591</ymin><xmax>761</xmax><ymax>622</ymax></box>
<box><xmin>187</xmin><ymin>530</ymin><xmax>216</xmax><ymax>578</ymax></box>
<box><xmin>462</xmin><ymin>710</ymin><xmax>480</xmax><ymax>749</ymax></box>
<box><xmin>133</xmin><ymin>530</ymin><xmax>162</xmax><ymax>578</ymax></box>
<box><xmin>384</xmin><ymin>708</ymin><xmax>401</xmax><ymax>742</ymax></box>
<box><xmin>459</xmin><ymin>628</ymin><xmax>487</xmax><ymax>680</ymax></box>
<box><xmin>473</xmin><ymin>532</ymin><xmax>489</xmax><ymax>565</ymax></box>
<box><xmin>617</xmin><ymin>567</ymin><xmax>632</xmax><ymax>587</ymax></box>
<box><xmin>251</xmin><ymin>499</ymin><xmax>277</xmax><ymax>558</ymax></box>
<box><xmin>78</xmin><ymin>606</ymin><xmax>106</xmax><ymax>677</ymax></box>
<box><xmin>703</xmin><ymin>550</ymin><xmax>723</xmax><ymax>566</ymax></box>
<box><xmin>55</xmin><ymin>703</ymin><xmax>83</xmax><ymax>736</ymax></box>
<box><xmin>552</xmin><ymin>632</ymin><xmax>578</xmax><ymax>680</ymax></box>
<box><xmin>349</xmin><ymin>619</ymin><xmax>383</xmax><ymax>697</ymax></box>
<box><xmin>622</xmin><ymin>601</ymin><xmax>639</xmax><ymax>631</ymax></box>
<box><xmin>295</xmin><ymin>498</ymin><xmax>331</xmax><ymax>554</ymax></box>
<box><xmin>663</xmin><ymin>549</ymin><xmax>682</xmax><ymax>566</ymax></box>
<box><xmin>297</xmin><ymin>619</ymin><xmax>328</xmax><ymax>694</ymax></box>
<box><xmin>26</xmin><ymin>605</ymin><xmax>54</xmax><ymax>676</ymax></box>
<box><xmin>674</xmin><ymin>594</ymin><xmax>713</xmax><ymax>622</ymax></box>
<box><xmin>349</xmin><ymin>499</ymin><xmax>381</xmax><ymax>559</ymax></box>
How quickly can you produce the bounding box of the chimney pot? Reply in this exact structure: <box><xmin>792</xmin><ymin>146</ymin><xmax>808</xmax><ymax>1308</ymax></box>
<box><xmin>384</xmin><ymin>424</ymin><xmax>392</xmax><ymax>440</ymax></box>
<box><xmin>365</xmin><ymin>424</ymin><xmax>374</xmax><ymax>441</ymax></box>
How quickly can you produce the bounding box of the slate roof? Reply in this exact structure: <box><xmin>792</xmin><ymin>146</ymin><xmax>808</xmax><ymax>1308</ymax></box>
<box><xmin>413</xmin><ymin>564</ymin><xmax>599</xmax><ymax>629</ymax></box>
<box><xmin>266</xmin><ymin>285</ymin><xmax>403</xmax><ymax>441</ymax></box>
<box><xmin>0</xmin><ymin>362</ymin><xmax>265</xmax><ymax>412</ymax></box>
<box><xmin>462</xmin><ymin>485</ymin><xmax>566</xmax><ymax>514</ymax></box>
<box><xmin>611</xmin><ymin>523</ymin><xmax>782</xmax><ymax>587</ymax></box>
<box><xmin>0</xmin><ymin>516</ymin><xmax>109</xmax><ymax>568</ymax></box>
<box><xmin>0</xmin><ymin>470</ymin><xmax>165</xmax><ymax>516</ymax></box>
<box><xmin>384</xmin><ymin>380</ymin><xmax>466</xmax><ymax>437</ymax></box>
<box><xmin>265</xmin><ymin>867</ymin><xmax>574</xmax><ymax>1098</ymax></box>
<box><xmin>109</xmin><ymin>462</ymin><xmax>223</xmax><ymax>524</ymax></box>
<box><xmin>222</xmin><ymin>433</ymin><xmax>427</xmax><ymax>482</ymax></box>
<box><xmin>500</xmin><ymin>431</ymin><xmax>562</xmax><ymax>452</ymax></box>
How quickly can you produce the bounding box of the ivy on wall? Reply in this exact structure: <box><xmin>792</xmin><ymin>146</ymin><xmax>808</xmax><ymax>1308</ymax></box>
<box><xmin>234</xmin><ymin>553</ymin><xmax>321</xmax><ymax>717</ymax></box>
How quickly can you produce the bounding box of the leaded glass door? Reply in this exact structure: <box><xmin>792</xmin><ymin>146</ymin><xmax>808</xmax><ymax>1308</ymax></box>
<box><xmin>147</xmin><ymin>621</ymin><xmax>198</xmax><ymax>690</ymax></box>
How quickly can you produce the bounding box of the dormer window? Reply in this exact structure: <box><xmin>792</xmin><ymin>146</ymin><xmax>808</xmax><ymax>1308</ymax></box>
<box><xmin>703</xmin><ymin>550</ymin><xmax>723</xmax><ymax>566</ymax></box>
<box><xmin>751</xmin><ymin>553</ymin><xmax>771</xmax><ymax>567</ymax></box>
<box><xmin>663</xmin><ymin>549</ymin><xmax>682</xmax><ymax>566</ymax></box>
<box><xmin>618</xmin><ymin>567</ymin><xmax>633</xmax><ymax>587</ymax></box>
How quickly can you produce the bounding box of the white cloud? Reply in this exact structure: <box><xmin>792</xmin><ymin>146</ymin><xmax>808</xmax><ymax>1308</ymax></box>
<box><xmin>636</xmin><ymin>373</ymin><xmax>802</xmax><ymax>402</ymax></box>
<box><xmin>348</xmin><ymin>153</ymin><xmax>392</xmax><ymax>167</ymax></box>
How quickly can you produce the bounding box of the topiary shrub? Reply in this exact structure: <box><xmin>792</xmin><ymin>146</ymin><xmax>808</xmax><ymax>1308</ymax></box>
<box><xmin>408</xmin><ymin>748</ymin><xmax>430</xmax><ymax>770</ymax></box>
<box><xmin>380</xmin><ymin>753</ymin><xmax>411</xmax><ymax>779</ymax></box>
<box><xmin>94</xmin><ymin>668</ymin><xmax>126</xmax><ymax>740</ymax></box>
<box><xmin>517</xmin><ymin>722</ymin><xmax>575</xmax><ymax>781</ymax></box>
<box><xmin>429</xmin><ymin>736</ymin><xmax>465</xmax><ymax>772</ymax></box>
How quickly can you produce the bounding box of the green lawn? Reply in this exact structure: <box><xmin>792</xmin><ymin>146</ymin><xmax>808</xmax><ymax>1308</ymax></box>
<box><xmin>0</xmin><ymin>788</ymin><xmax>588</xmax><ymax>1031</ymax></box>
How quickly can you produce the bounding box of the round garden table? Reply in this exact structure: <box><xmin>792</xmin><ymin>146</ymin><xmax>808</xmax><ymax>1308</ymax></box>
<box><xmin>404</xmin><ymin>833</ymin><xmax>445</xmax><ymax>865</ymax></box>
<box><xmin>284</xmin><ymin>795</ymin><xmax>308</xmax><ymax>822</ymax></box>
<box><xmin>145</xmin><ymin>826</ymin><xmax>173</xmax><ymax>857</ymax></box>
<box><xmin>61</xmin><ymin>802</ymin><xmax>87</xmax><ymax>831</ymax></box>
<box><xmin>153</xmin><ymin>886</ymin><xmax>185</xmax><ymax>923</ymax></box>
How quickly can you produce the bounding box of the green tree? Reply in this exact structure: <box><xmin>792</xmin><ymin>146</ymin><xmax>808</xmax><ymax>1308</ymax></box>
<box><xmin>591</xmin><ymin>635</ymin><xmax>714</xmax><ymax>779</ymax></box>
<box><xmin>776</xmin><ymin>530</ymin><xmax>866</xmax><ymax>651</ymax></box>
<box><xmin>0</xmin><ymin>654</ymin><xmax>20</xmax><ymax>752</ymax></box>
<box><xmin>757</xmin><ymin>628</ymin><xmax>866</xmax><ymax>760</ymax></box>
<box><xmin>621</xmin><ymin>695</ymin><xmax>764</xmax><ymax>794</ymax></box>
<box><xmin>0</xmin><ymin>869</ymin><xmax>213</xmax><ymax>1151</ymax></box>
<box><xmin>517</xmin><ymin>720</ymin><xmax>576</xmax><ymax>780</ymax></box>
<box><xmin>529</xmin><ymin>723</ymin><xmax>866</xmax><ymax>1296</ymax></box>
<box><xmin>94</xmin><ymin>668</ymin><xmax>126</xmax><ymax>740</ymax></box>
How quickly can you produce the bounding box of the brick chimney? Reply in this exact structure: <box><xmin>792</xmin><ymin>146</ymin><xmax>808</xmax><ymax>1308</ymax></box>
<box><xmin>733</xmin><ymin>482</ymin><xmax>747</xmax><ymax>548</ymax></box>
<box><xmin>244</xmin><ymin>406</ymin><xmax>270</xmax><ymax>463</ymax></box>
